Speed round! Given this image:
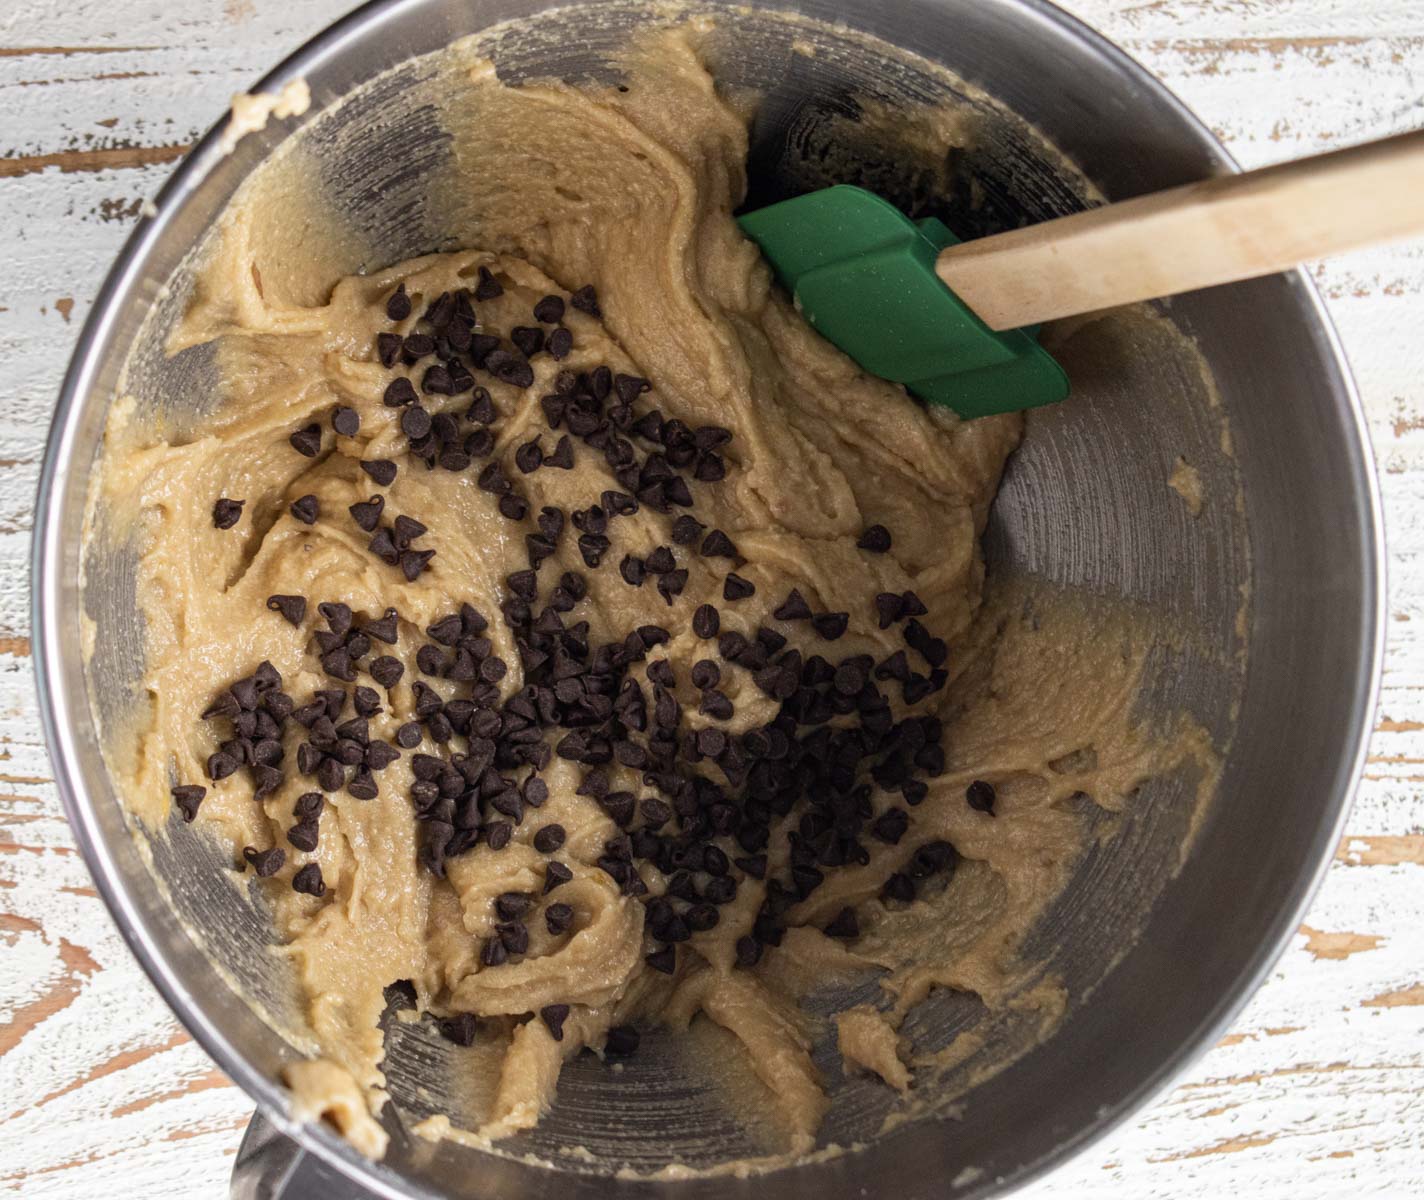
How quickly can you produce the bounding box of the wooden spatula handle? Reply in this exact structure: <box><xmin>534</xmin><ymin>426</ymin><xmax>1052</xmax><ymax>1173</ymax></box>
<box><xmin>935</xmin><ymin>128</ymin><xmax>1424</xmax><ymax>331</ymax></box>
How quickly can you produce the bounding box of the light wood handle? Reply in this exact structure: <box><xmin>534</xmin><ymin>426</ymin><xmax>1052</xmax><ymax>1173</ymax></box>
<box><xmin>935</xmin><ymin>128</ymin><xmax>1424</xmax><ymax>331</ymax></box>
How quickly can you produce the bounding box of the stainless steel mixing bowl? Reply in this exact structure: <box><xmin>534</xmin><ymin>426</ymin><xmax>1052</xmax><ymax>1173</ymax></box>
<box><xmin>34</xmin><ymin>0</ymin><xmax>1384</xmax><ymax>1197</ymax></box>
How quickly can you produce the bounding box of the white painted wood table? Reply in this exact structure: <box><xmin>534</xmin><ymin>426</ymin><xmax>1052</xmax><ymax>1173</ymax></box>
<box><xmin>2</xmin><ymin>0</ymin><xmax>1421</xmax><ymax>1194</ymax></box>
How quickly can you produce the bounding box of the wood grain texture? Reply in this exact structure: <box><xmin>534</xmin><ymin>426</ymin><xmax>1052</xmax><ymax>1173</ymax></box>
<box><xmin>1</xmin><ymin>0</ymin><xmax>1420</xmax><ymax>1195</ymax></box>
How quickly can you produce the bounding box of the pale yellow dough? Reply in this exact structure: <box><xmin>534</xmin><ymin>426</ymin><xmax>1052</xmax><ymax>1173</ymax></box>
<box><xmin>96</xmin><ymin>29</ymin><xmax>1209</xmax><ymax>1166</ymax></box>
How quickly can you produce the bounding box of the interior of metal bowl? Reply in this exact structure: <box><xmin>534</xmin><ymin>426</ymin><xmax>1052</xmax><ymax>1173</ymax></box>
<box><xmin>37</xmin><ymin>1</ymin><xmax>1381</xmax><ymax>1197</ymax></box>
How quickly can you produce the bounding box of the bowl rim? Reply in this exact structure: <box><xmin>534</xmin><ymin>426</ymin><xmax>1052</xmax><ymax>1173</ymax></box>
<box><xmin>31</xmin><ymin>0</ymin><xmax>1386</xmax><ymax>1196</ymax></box>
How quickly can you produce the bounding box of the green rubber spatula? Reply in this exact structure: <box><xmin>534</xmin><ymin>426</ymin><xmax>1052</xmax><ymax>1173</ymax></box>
<box><xmin>738</xmin><ymin>129</ymin><xmax>1424</xmax><ymax>418</ymax></box>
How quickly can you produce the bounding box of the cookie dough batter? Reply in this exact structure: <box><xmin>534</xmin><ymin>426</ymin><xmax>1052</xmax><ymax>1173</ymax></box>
<box><xmin>96</xmin><ymin>29</ymin><xmax>1206</xmax><ymax>1165</ymax></box>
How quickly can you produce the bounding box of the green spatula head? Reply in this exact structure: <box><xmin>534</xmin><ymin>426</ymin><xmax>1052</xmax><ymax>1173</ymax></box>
<box><xmin>737</xmin><ymin>185</ymin><xmax>1069</xmax><ymax>419</ymax></box>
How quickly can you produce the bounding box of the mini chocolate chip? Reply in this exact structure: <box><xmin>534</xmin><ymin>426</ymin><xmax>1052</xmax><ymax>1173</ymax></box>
<box><xmin>875</xmin><ymin>650</ymin><xmax>911</xmax><ymax>682</ymax></box>
<box><xmin>363</xmin><ymin>608</ymin><xmax>400</xmax><ymax>644</ymax></box>
<box><xmin>368</xmin><ymin>528</ymin><xmax>398</xmax><ymax>564</ymax></box>
<box><xmin>401</xmin><ymin>549</ymin><xmax>436</xmax><ymax>580</ymax></box>
<box><xmin>699</xmin><ymin>690</ymin><xmax>733</xmax><ymax>720</ymax></box>
<box><xmin>685</xmin><ymin>903</ymin><xmax>719</xmax><ymax>932</ymax></box>
<box><xmin>366</xmin><ymin>741</ymin><xmax>400</xmax><ymax>771</ymax></box>
<box><xmin>541</xmin><ymin>1003</ymin><xmax>571</xmax><ymax>1041</ymax></box>
<box><xmin>693</xmin><ymin>453</ymin><xmax>725</xmax><ymax>482</ymax></box>
<box><xmin>478</xmin><ymin>462</ymin><xmax>511</xmax><ymax>495</ymax></box>
<box><xmin>774</xmin><ymin>589</ymin><xmax>812</xmax><ymax>622</ymax></box>
<box><xmin>824</xmin><ymin>907</ymin><xmax>859</xmax><ymax>939</ymax></box>
<box><xmin>641</xmin><ymin>546</ymin><xmax>672</xmax><ymax>575</ymax></box>
<box><xmin>812</xmin><ymin>612</ymin><xmax>849</xmax><ymax>640</ymax></box>
<box><xmin>495</xmin><ymin>892</ymin><xmax>535</xmax><ymax>920</ymax></box>
<box><xmin>290</xmin><ymin>494</ymin><xmax>319</xmax><ymax>525</ymax></box>
<box><xmin>696</xmin><ymin>729</ymin><xmax>727</xmax><ymax>760</ymax></box>
<box><xmin>422</xmin><ymin>364</ymin><xmax>454</xmax><ymax>395</ymax></box>
<box><xmin>880</xmin><ymin>871</ymin><xmax>916</xmax><ymax>903</ymax></box>
<box><xmin>376</xmin><ymin>331</ymin><xmax>402</xmax><ymax>367</ymax></box>
<box><xmin>544</xmin><ymin>860</ymin><xmax>573</xmax><ymax>892</ymax></box>
<box><xmin>438</xmin><ymin>1013</ymin><xmax>479</xmax><ymax>1046</ymax></box>
<box><xmin>545</xmin><ymin>436</ymin><xmax>574</xmax><ymax>469</ymax></box>
<box><xmin>361</xmin><ymin>459</ymin><xmax>397</xmax><ymax>486</ymax></box>
<box><xmin>349</xmin><ymin>496</ymin><xmax>385</xmax><ymax>532</ymax></box>
<box><xmin>690</xmin><ymin>659</ymin><xmax>721</xmax><ymax>690</ymax></box>
<box><xmin>638</xmin><ymin>797</ymin><xmax>672</xmax><ymax>828</ymax></box>
<box><xmin>619</xmin><ymin>555</ymin><xmax>646</xmax><ymax>587</ymax></box>
<box><xmin>285</xmin><ymin>816</ymin><xmax>319</xmax><ymax>855</ymax></box>
<box><xmin>266</xmin><ymin>594</ymin><xmax>306</xmax><ymax>626</ymax></box>
<box><xmin>546</xmin><ymin>327</ymin><xmax>573</xmax><ymax>360</ymax></box>
<box><xmin>667</xmin><ymin>517</ymin><xmax>702</xmax><ymax>548</ymax></box>
<box><xmin>875</xmin><ymin>592</ymin><xmax>907</xmax><ymax>629</ymax></box>
<box><xmin>735</xmin><ymin>935</ymin><xmax>762</xmax><ymax>967</ymax></box>
<box><xmin>292</xmin><ymin>862</ymin><xmax>325</xmax><ymax>897</ymax></box>
<box><xmin>170</xmin><ymin>784</ymin><xmax>206</xmax><ymax>822</ymax></box>
<box><xmin>734</xmin><ymin>854</ymin><xmax>767</xmax><ymax>879</ymax></box>
<box><xmin>206</xmin><ymin>751</ymin><xmax>238</xmax><ymax>781</ymax></box>
<box><xmin>545</xmin><ymin>902</ymin><xmax>574</xmax><ymax>935</ymax></box>
<box><xmin>403</xmin><ymin>332</ymin><xmax>435</xmax><ymax>362</ymax></box>
<box><xmin>701</xmin><ymin>529</ymin><xmax>736</xmax><ymax>558</ymax></box>
<box><xmin>645</xmin><ymin>946</ymin><xmax>676</xmax><ymax>974</ymax></box>
<box><xmin>317</xmin><ymin>755</ymin><xmax>347</xmax><ymax>791</ymax></box>
<box><xmin>393</xmin><ymin>514</ymin><xmax>427</xmax><ymax>546</ymax></box>
<box><xmin>383</xmin><ymin>377</ymin><xmax>417</xmax><ymax>408</ymax></box>
<box><xmin>570</xmin><ymin>284</ymin><xmax>600</xmax><ymax>316</ymax></box>
<box><xmin>577</xmin><ymin>533</ymin><xmax>609</xmax><ymax>567</ymax></box>
<box><xmin>471</xmin><ymin>333</ymin><xmax>502</xmax><ymax>368</ymax></box>
<box><xmin>910</xmin><ymin>840</ymin><xmax>958</xmax><ymax>879</ymax></box>
<box><xmin>905</xmin><ymin>617</ymin><xmax>949</xmax><ymax>667</ymax></box>
<box><xmin>507</xmin><ymin>569</ymin><xmax>538</xmax><ymax>601</ymax></box>
<box><xmin>485</xmin><ymin>820</ymin><xmax>512</xmax><ymax>850</ymax></box>
<box><xmin>872</xmin><ymin>807</ymin><xmax>910</xmax><ymax>844</ymax></box>
<box><xmin>497</xmin><ymin>920</ymin><xmax>529</xmax><ymax>954</ymax></box>
<box><xmin>401</xmin><ymin>405</ymin><xmax>432</xmax><ymax>439</ymax></box>
<box><xmin>966</xmin><ymin>780</ymin><xmax>996</xmax><ymax>815</ymax></box>
<box><xmin>467</xmin><ymin>388</ymin><xmax>496</xmax><ymax>425</ymax></box>
<box><xmin>481</xmin><ymin>937</ymin><xmax>508</xmax><ymax>967</ymax></box>
<box><xmin>511</xmin><ymin>326</ymin><xmax>544</xmax><ymax>358</ymax></box>
<box><xmin>515</xmin><ymin>439</ymin><xmax>543</xmax><ymax>474</ymax></box>
<box><xmin>498</xmin><ymin>493</ymin><xmax>528</xmax><ymax>521</ymax></box>
<box><xmin>395</xmin><ymin>721</ymin><xmax>423</xmax><ymax>749</ymax></box>
<box><xmin>857</xmin><ymin>524</ymin><xmax>892</xmax><ymax>553</ymax></box>
<box><xmin>487</xmin><ymin>350</ymin><xmax>535</xmax><ymax>389</ymax></box>
<box><xmin>386</xmin><ymin>283</ymin><xmax>412</xmax><ymax>321</ymax></box>
<box><xmin>663</xmin><ymin>476</ymin><xmax>692</xmax><ymax>507</ymax></box>
<box><xmin>722</xmin><ymin>573</ymin><xmax>754</xmax><ymax>602</ymax></box>
<box><xmin>474</xmin><ymin>266</ymin><xmax>503</xmax><ymax>300</ymax></box>
<box><xmin>212</xmin><ymin>498</ymin><xmax>244</xmax><ymax>529</ymax></box>
<box><xmin>332</xmin><ymin>406</ymin><xmax>360</xmax><ymax>437</ymax></box>
<box><xmin>351</xmin><ymin>685</ymin><xmax>381</xmax><ymax>717</ymax></box>
<box><xmin>655</xmin><ymin>570</ymin><xmax>687</xmax><ymax>605</ymax></box>
<box><xmin>427</xmin><ymin>615</ymin><xmax>463</xmax><ymax>644</ymax></box>
<box><xmin>541</xmin><ymin>394</ymin><xmax>568</xmax><ymax>427</ymax></box>
<box><xmin>533</xmin><ymin>824</ymin><xmax>566</xmax><ymax>853</ymax></box>
<box><xmin>289</xmin><ymin>421</ymin><xmax>324</xmax><ymax>456</ymax></box>
<box><xmin>430</xmin><ymin>292</ymin><xmax>461</xmax><ymax>331</ymax></box>
<box><xmin>243</xmin><ymin>845</ymin><xmax>285</xmax><ymax>876</ymax></box>
<box><xmin>534</xmin><ymin>295</ymin><xmax>565</xmax><ymax>324</ymax></box>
